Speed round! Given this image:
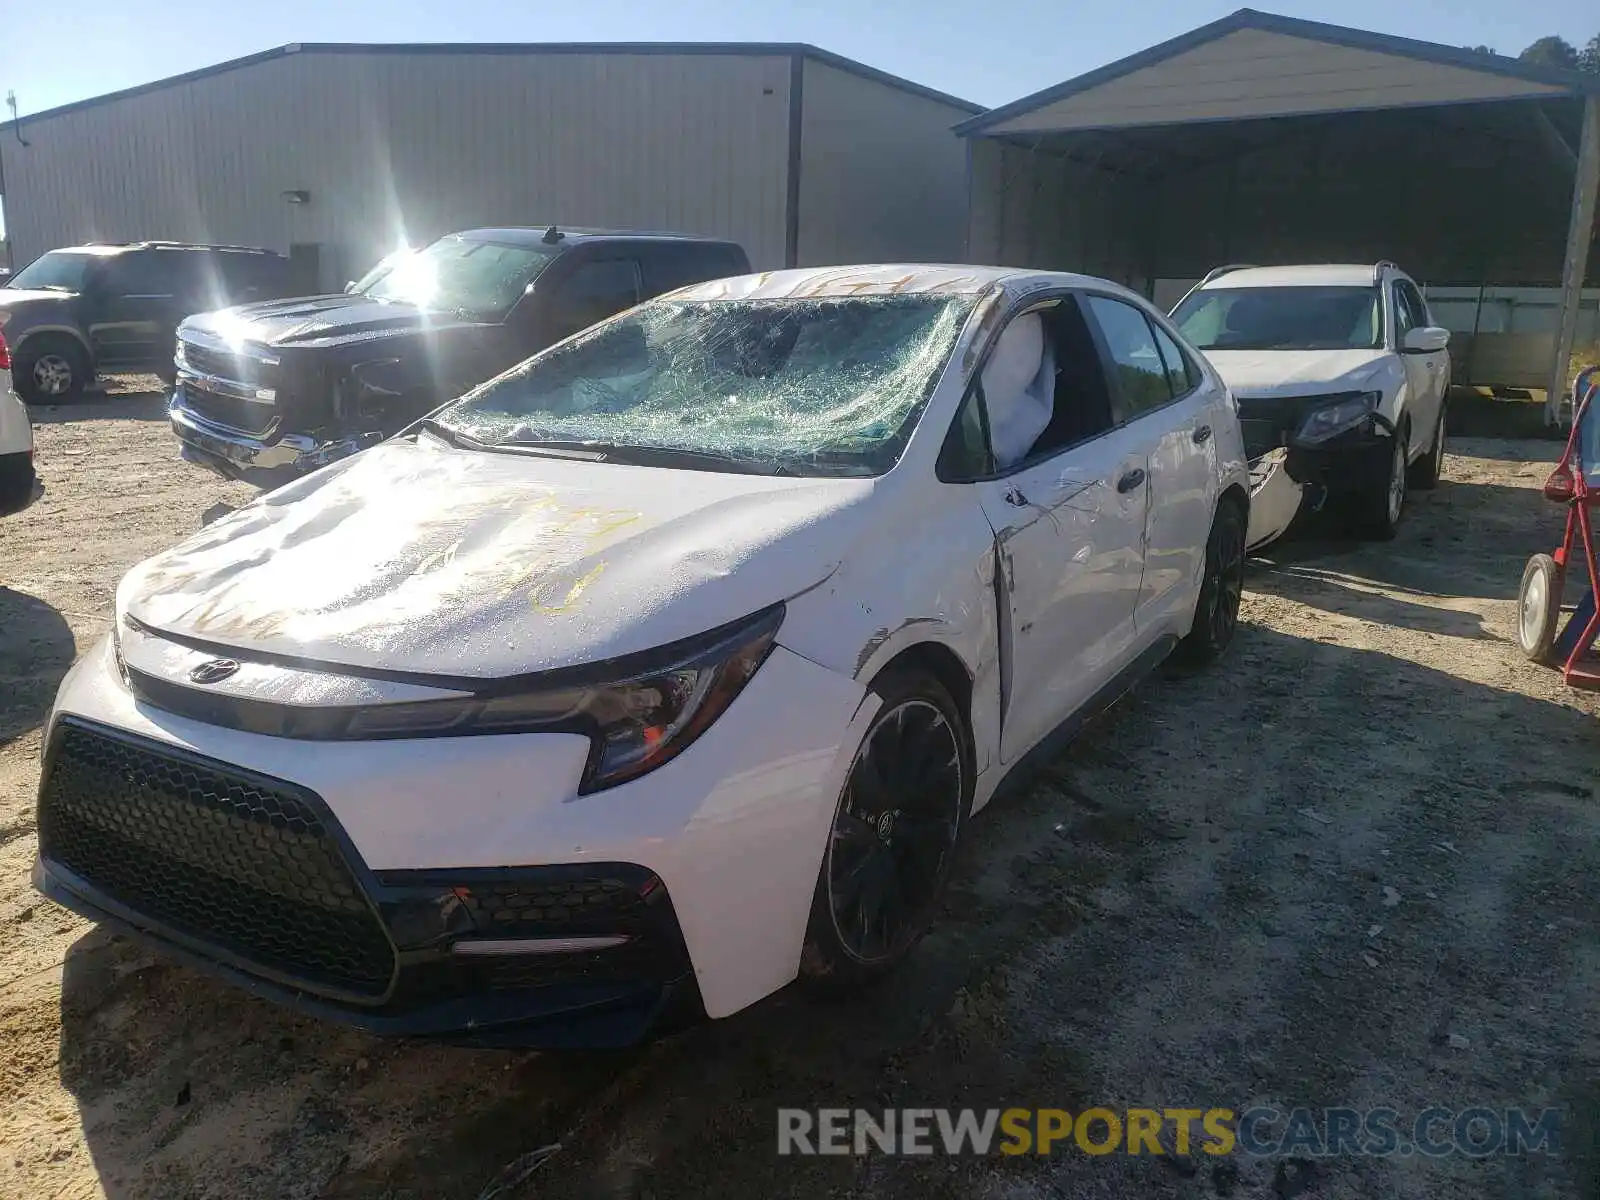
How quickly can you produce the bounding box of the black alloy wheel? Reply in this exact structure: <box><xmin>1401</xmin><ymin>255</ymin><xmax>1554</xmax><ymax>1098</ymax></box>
<box><xmin>801</xmin><ymin>669</ymin><xmax>970</xmax><ymax>989</ymax></box>
<box><xmin>1175</xmin><ymin>501</ymin><xmax>1247</xmax><ymax>666</ymax></box>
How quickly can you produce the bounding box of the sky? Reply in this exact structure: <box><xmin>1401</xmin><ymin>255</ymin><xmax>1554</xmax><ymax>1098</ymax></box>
<box><xmin>3</xmin><ymin>0</ymin><xmax>1596</xmax><ymax>121</ymax></box>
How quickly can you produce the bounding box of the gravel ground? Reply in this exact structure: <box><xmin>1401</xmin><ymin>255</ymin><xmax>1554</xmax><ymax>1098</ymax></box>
<box><xmin>1</xmin><ymin>383</ymin><xmax>1597</xmax><ymax>1200</ymax></box>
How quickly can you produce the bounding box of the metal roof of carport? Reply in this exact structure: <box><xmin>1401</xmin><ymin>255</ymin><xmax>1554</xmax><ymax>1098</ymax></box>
<box><xmin>955</xmin><ymin>8</ymin><xmax>1598</xmax><ymax>138</ymax></box>
<box><xmin>957</xmin><ymin>8</ymin><xmax>1600</xmax><ymax>424</ymax></box>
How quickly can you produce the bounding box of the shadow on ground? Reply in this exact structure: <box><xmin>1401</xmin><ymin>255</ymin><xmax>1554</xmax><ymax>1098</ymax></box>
<box><xmin>0</xmin><ymin>587</ymin><xmax>75</xmax><ymax>752</ymax></box>
<box><xmin>26</xmin><ymin>391</ymin><xmax>170</xmax><ymax>425</ymax></box>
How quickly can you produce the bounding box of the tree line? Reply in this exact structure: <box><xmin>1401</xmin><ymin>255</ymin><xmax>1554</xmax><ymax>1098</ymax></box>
<box><xmin>1464</xmin><ymin>34</ymin><xmax>1600</xmax><ymax>73</ymax></box>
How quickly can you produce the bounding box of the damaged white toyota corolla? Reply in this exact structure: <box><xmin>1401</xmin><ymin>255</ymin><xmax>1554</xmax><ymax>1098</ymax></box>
<box><xmin>35</xmin><ymin>265</ymin><xmax>1250</xmax><ymax>1046</ymax></box>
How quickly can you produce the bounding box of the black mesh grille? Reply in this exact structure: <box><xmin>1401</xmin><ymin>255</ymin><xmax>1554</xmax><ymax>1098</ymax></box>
<box><xmin>459</xmin><ymin>878</ymin><xmax>641</xmax><ymax>933</ymax></box>
<box><xmin>38</xmin><ymin>722</ymin><xmax>395</xmax><ymax>999</ymax></box>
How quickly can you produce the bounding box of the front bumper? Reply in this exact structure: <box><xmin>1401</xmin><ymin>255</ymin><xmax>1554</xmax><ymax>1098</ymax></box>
<box><xmin>169</xmin><ymin>390</ymin><xmax>376</xmax><ymax>483</ymax></box>
<box><xmin>35</xmin><ymin>635</ymin><xmax>871</xmax><ymax>1039</ymax></box>
<box><xmin>1237</xmin><ymin>394</ymin><xmax>1396</xmax><ymax>493</ymax></box>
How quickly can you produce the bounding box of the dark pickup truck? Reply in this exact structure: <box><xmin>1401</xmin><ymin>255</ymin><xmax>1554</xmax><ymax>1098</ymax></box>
<box><xmin>169</xmin><ymin>226</ymin><xmax>750</xmax><ymax>484</ymax></box>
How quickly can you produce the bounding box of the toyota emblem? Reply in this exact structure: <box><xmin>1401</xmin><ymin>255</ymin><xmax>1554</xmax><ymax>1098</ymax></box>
<box><xmin>188</xmin><ymin>658</ymin><xmax>241</xmax><ymax>685</ymax></box>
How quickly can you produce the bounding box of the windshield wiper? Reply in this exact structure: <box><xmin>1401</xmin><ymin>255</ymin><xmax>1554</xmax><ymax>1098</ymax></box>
<box><xmin>416</xmin><ymin>417</ymin><xmax>495</xmax><ymax>452</ymax></box>
<box><xmin>497</xmin><ymin>437</ymin><xmax>791</xmax><ymax>475</ymax></box>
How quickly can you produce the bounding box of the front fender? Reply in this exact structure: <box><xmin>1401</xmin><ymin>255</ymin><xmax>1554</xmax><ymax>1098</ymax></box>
<box><xmin>777</xmin><ymin>483</ymin><xmax>1001</xmax><ymax>779</ymax></box>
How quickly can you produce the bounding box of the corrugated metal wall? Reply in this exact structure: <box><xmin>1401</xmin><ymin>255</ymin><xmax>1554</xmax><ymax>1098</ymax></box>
<box><xmin>0</xmin><ymin>49</ymin><xmax>796</xmax><ymax>284</ymax></box>
<box><xmin>794</xmin><ymin>60</ymin><xmax>970</xmax><ymax>266</ymax></box>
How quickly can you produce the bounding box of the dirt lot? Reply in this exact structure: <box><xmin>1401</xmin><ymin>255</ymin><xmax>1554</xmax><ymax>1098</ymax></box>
<box><xmin>2</xmin><ymin>384</ymin><xmax>1597</xmax><ymax>1199</ymax></box>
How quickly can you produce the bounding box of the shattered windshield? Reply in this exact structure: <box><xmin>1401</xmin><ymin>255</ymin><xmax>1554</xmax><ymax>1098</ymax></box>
<box><xmin>360</xmin><ymin>235</ymin><xmax>559</xmax><ymax>320</ymax></box>
<box><xmin>1172</xmin><ymin>286</ymin><xmax>1383</xmax><ymax>352</ymax></box>
<box><xmin>436</xmin><ymin>294</ymin><xmax>976</xmax><ymax>477</ymax></box>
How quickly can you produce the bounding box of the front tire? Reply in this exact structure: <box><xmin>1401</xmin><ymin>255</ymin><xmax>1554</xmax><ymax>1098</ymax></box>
<box><xmin>1409</xmin><ymin>401</ymin><xmax>1447</xmax><ymax>490</ymax></box>
<box><xmin>1517</xmin><ymin>554</ymin><xmax>1563</xmax><ymax>664</ymax></box>
<box><xmin>1174</xmin><ymin>500</ymin><xmax>1246</xmax><ymax>668</ymax></box>
<box><xmin>14</xmin><ymin>337</ymin><xmax>89</xmax><ymax>404</ymax></box>
<box><xmin>799</xmin><ymin>667</ymin><xmax>971</xmax><ymax>992</ymax></box>
<box><xmin>1358</xmin><ymin>426</ymin><xmax>1409</xmax><ymax>540</ymax></box>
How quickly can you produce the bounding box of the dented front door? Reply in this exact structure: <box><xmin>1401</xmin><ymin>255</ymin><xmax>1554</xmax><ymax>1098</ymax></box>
<box><xmin>977</xmin><ymin>426</ymin><xmax>1150</xmax><ymax>764</ymax></box>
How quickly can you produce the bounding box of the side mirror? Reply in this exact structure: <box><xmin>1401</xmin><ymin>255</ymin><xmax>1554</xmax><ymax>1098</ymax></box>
<box><xmin>1403</xmin><ymin>326</ymin><xmax>1450</xmax><ymax>354</ymax></box>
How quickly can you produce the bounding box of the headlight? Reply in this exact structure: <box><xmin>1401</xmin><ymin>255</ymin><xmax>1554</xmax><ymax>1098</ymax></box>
<box><xmin>173</xmin><ymin>338</ymin><xmax>187</xmax><ymax>370</ymax></box>
<box><xmin>325</xmin><ymin>604</ymin><xmax>780</xmax><ymax>792</ymax></box>
<box><xmin>1294</xmin><ymin>391</ymin><xmax>1381</xmax><ymax>445</ymax></box>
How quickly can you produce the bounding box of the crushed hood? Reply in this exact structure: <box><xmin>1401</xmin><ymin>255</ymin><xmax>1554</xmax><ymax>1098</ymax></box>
<box><xmin>182</xmin><ymin>294</ymin><xmax>483</xmax><ymax>352</ymax></box>
<box><xmin>120</xmin><ymin>435</ymin><xmax>873</xmax><ymax>679</ymax></box>
<box><xmin>1202</xmin><ymin>348</ymin><xmax>1393</xmax><ymax>397</ymax></box>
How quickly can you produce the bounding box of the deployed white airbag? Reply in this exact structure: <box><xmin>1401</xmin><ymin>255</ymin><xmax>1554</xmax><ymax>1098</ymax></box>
<box><xmin>984</xmin><ymin>314</ymin><xmax>1055</xmax><ymax>468</ymax></box>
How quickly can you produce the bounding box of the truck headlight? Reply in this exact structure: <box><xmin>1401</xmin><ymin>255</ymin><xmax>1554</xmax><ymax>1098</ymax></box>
<box><xmin>337</xmin><ymin>604</ymin><xmax>782</xmax><ymax>792</ymax></box>
<box><xmin>1294</xmin><ymin>391</ymin><xmax>1382</xmax><ymax>445</ymax></box>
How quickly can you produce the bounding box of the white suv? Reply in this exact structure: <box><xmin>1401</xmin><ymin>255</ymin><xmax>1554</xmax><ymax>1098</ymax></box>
<box><xmin>0</xmin><ymin>332</ymin><xmax>37</xmax><ymax>517</ymax></box>
<box><xmin>1171</xmin><ymin>263</ymin><xmax>1451</xmax><ymax>545</ymax></box>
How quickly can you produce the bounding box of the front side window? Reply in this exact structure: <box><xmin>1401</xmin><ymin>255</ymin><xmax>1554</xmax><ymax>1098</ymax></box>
<box><xmin>438</xmin><ymin>293</ymin><xmax>976</xmax><ymax>478</ymax></box>
<box><xmin>552</xmin><ymin>258</ymin><xmax>643</xmax><ymax>334</ymax></box>
<box><xmin>1085</xmin><ymin>295</ymin><xmax>1174</xmax><ymax>417</ymax></box>
<box><xmin>6</xmin><ymin>251</ymin><xmax>103</xmax><ymax>293</ymax></box>
<box><xmin>1394</xmin><ymin>279</ymin><xmax>1429</xmax><ymax>341</ymax></box>
<box><xmin>1171</xmin><ymin>286</ymin><xmax>1383</xmax><ymax>352</ymax></box>
<box><xmin>1150</xmin><ymin>321</ymin><xmax>1198</xmax><ymax>398</ymax></box>
<box><xmin>359</xmin><ymin>235</ymin><xmax>559</xmax><ymax>320</ymax></box>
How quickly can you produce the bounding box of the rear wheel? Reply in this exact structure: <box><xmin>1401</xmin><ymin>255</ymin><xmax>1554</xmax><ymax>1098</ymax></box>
<box><xmin>1174</xmin><ymin>500</ymin><xmax>1246</xmax><ymax>668</ymax></box>
<box><xmin>799</xmin><ymin>668</ymin><xmax>971</xmax><ymax>992</ymax></box>
<box><xmin>1409</xmin><ymin>401</ymin><xmax>1447</xmax><ymax>490</ymax></box>
<box><xmin>14</xmin><ymin>337</ymin><xmax>89</xmax><ymax>404</ymax></box>
<box><xmin>1517</xmin><ymin>554</ymin><xmax>1563</xmax><ymax>664</ymax></box>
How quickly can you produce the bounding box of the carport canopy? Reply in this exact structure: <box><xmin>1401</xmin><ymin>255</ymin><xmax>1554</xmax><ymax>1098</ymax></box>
<box><xmin>958</xmin><ymin>9</ymin><xmax>1600</xmax><ymax>420</ymax></box>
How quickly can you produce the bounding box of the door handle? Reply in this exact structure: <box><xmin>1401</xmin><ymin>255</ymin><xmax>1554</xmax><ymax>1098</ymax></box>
<box><xmin>1192</xmin><ymin>424</ymin><xmax>1213</xmax><ymax>445</ymax></box>
<box><xmin>1116</xmin><ymin>468</ymin><xmax>1146</xmax><ymax>494</ymax></box>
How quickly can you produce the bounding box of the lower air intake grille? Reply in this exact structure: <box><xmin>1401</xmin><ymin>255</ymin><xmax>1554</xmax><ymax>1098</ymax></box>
<box><xmin>38</xmin><ymin>721</ymin><xmax>395</xmax><ymax>1000</ymax></box>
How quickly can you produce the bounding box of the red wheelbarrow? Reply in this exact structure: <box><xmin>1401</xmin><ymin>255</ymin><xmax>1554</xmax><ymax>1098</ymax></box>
<box><xmin>1518</xmin><ymin>364</ymin><xmax>1600</xmax><ymax>683</ymax></box>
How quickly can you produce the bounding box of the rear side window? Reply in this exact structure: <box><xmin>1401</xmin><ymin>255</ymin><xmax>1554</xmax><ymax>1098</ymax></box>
<box><xmin>106</xmin><ymin>251</ymin><xmax>192</xmax><ymax>297</ymax></box>
<box><xmin>1084</xmin><ymin>295</ymin><xmax>1173</xmax><ymax>418</ymax></box>
<box><xmin>640</xmin><ymin>243</ymin><xmax>747</xmax><ymax>296</ymax></box>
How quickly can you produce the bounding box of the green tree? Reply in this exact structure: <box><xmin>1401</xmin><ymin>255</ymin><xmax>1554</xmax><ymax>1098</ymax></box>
<box><xmin>1520</xmin><ymin>35</ymin><xmax>1582</xmax><ymax>71</ymax></box>
<box><xmin>1464</xmin><ymin>44</ymin><xmax>1497</xmax><ymax>56</ymax></box>
<box><xmin>1580</xmin><ymin>34</ymin><xmax>1600</xmax><ymax>73</ymax></box>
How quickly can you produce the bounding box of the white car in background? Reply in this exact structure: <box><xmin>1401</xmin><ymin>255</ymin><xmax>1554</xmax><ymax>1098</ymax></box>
<box><xmin>0</xmin><ymin>333</ymin><xmax>37</xmax><ymax>516</ymax></box>
<box><xmin>1171</xmin><ymin>263</ymin><xmax>1451</xmax><ymax>547</ymax></box>
<box><xmin>33</xmin><ymin>265</ymin><xmax>1249</xmax><ymax>1047</ymax></box>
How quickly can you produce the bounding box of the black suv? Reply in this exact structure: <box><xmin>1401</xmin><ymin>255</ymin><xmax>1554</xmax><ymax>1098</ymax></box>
<box><xmin>0</xmin><ymin>242</ymin><xmax>295</xmax><ymax>402</ymax></box>
<box><xmin>170</xmin><ymin>226</ymin><xmax>751</xmax><ymax>483</ymax></box>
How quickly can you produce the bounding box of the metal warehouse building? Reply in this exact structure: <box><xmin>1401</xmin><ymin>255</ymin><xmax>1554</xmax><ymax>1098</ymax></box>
<box><xmin>960</xmin><ymin>8</ymin><xmax>1600</xmax><ymax>416</ymax></box>
<box><xmin>0</xmin><ymin>42</ymin><xmax>979</xmax><ymax>286</ymax></box>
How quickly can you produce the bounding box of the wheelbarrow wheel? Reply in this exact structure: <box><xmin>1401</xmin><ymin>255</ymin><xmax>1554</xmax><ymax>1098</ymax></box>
<box><xmin>1517</xmin><ymin>553</ymin><xmax>1563</xmax><ymax>664</ymax></box>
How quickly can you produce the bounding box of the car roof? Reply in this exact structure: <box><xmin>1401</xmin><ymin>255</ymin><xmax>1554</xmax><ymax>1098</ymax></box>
<box><xmin>1199</xmin><ymin>264</ymin><xmax>1390</xmax><ymax>289</ymax></box>
<box><xmin>52</xmin><ymin>241</ymin><xmax>280</xmax><ymax>256</ymax></box>
<box><xmin>456</xmin><ymin>227</ymin><xmax>741</xmax><ymax>249</ymax></box>
<box><xmin>667</xmin><ymin>264</ymin><xmax>1112</xmax><ymax>301</ymax></box>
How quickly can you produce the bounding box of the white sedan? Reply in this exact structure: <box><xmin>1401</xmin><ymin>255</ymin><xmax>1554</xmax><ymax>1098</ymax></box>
<box><xmin>0</xmin><ymin>332</ymin><xmax>37</xmax><ymax>517</ymax></box>
<box><xmin>33</xmin><ymin>265</ymin><xmax>1250</xmax><ymax>1045</ymax></box>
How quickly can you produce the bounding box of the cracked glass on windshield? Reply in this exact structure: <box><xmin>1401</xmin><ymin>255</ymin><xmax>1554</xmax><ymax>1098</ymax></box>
<box><xmin>436</xmin><ymin>294</ymin><xmax>976</xmax><ymax>477</ymax></box>
<box><xmin>360</xmin><ymin>235</ymin><xmax>559</xmax><ymax>320</ymax></box>
<box><xmin>1172</xmin><ymin>285</ymin><xmax>1383</xmax><ymax>352</ymax></box>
